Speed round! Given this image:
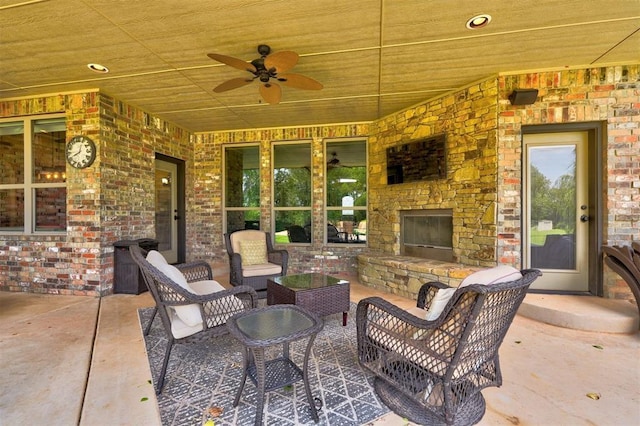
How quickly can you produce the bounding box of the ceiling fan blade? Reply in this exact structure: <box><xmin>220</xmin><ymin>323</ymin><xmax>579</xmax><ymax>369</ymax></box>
<box><xmin>207</xmin><ymin>53</ymin><xmax>257</xmax><ymax>73</ymax></box>
<box><xmin>264</xmin><ymin>51</ymin><xmax>299</xmax><ymax>73</ymax></box>
<box><xmin>213</xmin><ymin>77</ymin><xmax>254</xmax><ymax>93</ymax></box>
<box><xmin>278</xmin><ymin>73</ymin><xmax>323</xmax><ymax>90</ymax></box>
<box><xmin>259</xmin><ymin>82</ymin><xmax>282</xmax><ymax>104</ymax></box>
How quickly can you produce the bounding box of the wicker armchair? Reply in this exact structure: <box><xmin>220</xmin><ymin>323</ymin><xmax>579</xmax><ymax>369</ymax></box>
<box><xmin>603</xmin><ymin>242</ymin><xmax>640</xmax><ymax>317</ymax></box>
<box><xmin>356</xmin><ymin>268</ymin><xmax>541</xmax><ymax>425</ymax></box>
<box><xmin>130</xmin><ymin>245</ymin><xmax>258</xmax><ymax>394</ymax></box>
<box><xmin>287</xmin><ymin>224</ymin><xmax>310</xmax><ymax>242</ymax></box>
<box><xmin>224</xmin><ymin>230</ymin><xmax>289</xmax><ymax>298</ymax></box>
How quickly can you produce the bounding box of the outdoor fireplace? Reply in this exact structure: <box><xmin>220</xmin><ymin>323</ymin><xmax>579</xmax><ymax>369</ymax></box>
<box><xmin>400</xmin><ymin>209</ymin><xmax>454</xmax><ymax>262</ymax></box>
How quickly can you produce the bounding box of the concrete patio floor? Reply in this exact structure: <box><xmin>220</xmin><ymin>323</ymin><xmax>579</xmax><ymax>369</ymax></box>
<box><xmin>1</xmin><ymin>272</ymin><xmax>639</xmax><ymax>426</ymax></box>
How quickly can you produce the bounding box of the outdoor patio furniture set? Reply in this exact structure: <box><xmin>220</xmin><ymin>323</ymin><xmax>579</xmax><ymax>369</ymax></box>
<box><xmin>131</xmin><ymin>229</ymin><xmax>542</xmax><ymax>425</ymax></box>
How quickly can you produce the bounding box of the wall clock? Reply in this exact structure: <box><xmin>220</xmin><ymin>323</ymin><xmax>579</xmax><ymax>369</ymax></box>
<box><xmin>66</xmin><ymin>135</ymin><xmax>96</xmax><ymax>169</ymax></box>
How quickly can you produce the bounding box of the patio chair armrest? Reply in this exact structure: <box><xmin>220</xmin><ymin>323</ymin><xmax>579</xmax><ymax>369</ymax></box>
<box><xmin>416</xmin><ymin>281</ymin><xmax>451</xmax><ymax>309</ymax></box>
<box><xmin>176</xmin><ymin>261</ymin><xmax>213</xmax><ymax>282</ymax></box>
<box><xmin>357</xmin><ymin>296</ymin><xmax>436</xmax><ymax>330</ymax></box>
<box><xmin>357</xmin><ymin>298</ymin><xmax>438</xmax><ymax>347</ymax></box>
<box><xmin>357</xmin><ymin>297</ymin><xmax>448</xmax><ymax>369</ymax></box>
<box><xmin>268</xmin><ymin>249</ymin><xmax>289</xmax><ymax>270</ymax></box>
<box><xmin>196</xmin><ymin>284</ymin><xmax>258</xmax><ymax>307</ymax></box>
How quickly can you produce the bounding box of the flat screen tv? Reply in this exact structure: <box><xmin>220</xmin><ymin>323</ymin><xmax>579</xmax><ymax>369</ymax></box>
<box><xmin>386</xmin><ymin>134</ymin><xmax>446</xmax><ymax>184</ymax></box>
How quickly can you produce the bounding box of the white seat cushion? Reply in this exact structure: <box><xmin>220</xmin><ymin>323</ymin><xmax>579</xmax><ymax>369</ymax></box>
<box><xmin>169</xmin><ymin>279</ymin><xmax>245</xmax><ymax>337</ymax></box>
<box><xmin>169</xmin><ymin>310</ymin><xmax>204</xmax><ymax>339</ymax></box>
<box><xmin>242</xmin><ymin>263</ymin><xmax>282</xmax><ymax>277</ymax></box>
<box><xmin>190</xmin><ymin>280</ymin><xmax>247</xmax><ymax>327</ymax></box>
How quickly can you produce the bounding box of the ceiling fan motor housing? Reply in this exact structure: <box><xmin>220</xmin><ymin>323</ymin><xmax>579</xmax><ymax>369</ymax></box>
<box><xmin>251</xmin><ymin>57</ymin><xmax>276</xmax><ymax>82</ymax></box>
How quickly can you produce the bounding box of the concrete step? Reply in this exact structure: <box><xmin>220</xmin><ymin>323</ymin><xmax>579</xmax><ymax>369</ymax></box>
<box><xmin>518</xmin><ymin>294</ymin><xmax>639</xmax><ymax>334</ymax></box>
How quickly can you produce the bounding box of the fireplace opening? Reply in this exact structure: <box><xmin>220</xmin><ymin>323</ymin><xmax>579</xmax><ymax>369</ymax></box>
<box><xmin>400</xmin><ymin>209</ymin><xmax>454</xmax><ymax>262</ymax></box>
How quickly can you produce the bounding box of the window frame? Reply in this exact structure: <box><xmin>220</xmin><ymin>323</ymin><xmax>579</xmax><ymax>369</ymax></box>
<box><xmin>222</xmin><ymin>143</ymin><xmax>262</xmax><ymax>234</ymax></box>
<box><xmin>0</xmin><ymin>114</ymin><xmax>67</xmax><ymax>234</ymax></box>
<box><xmin>324</xmin><ymin>138</ymin><xmax>368</xmax><ymax>245</ymax></box>
<box><xmin>271</xmin><ymin>140</ymin><xmax>313</xmax><ymax>245</ymax></box>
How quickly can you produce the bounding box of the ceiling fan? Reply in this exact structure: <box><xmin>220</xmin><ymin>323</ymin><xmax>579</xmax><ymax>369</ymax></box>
<box><xmin>207</xmin><ymin>44</ymin><xmax>323</xmax><ymax>104</ymax></box>
<box><xmin>327</xmin><ymin>152</ymin><xmax>342</xmax><ymax>168</ymax></box>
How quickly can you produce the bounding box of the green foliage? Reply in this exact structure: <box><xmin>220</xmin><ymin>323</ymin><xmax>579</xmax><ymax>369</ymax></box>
<box><xmin>274</xmin><ymin>167</ymin><xmax>311</xmax><ymax>207</ymax></box>
<box><xmin>530</xmin><ymin>164</ymin><xmax>576</xmax><ymax>234</ymax></box>
<box><xmin>242</xmin><ymin>169</ymin><xmax>260</xmax><ymax>207</ymax></box>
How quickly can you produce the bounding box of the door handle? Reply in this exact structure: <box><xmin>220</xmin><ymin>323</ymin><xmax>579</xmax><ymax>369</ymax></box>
<box><xmin>580</xmin><ymin>214</ymin><xmax>589</xmax><ymax>222</ymax></box>
<box><xmin>174</xmin><ymin>215</ymin><xmax>180</xmax><ymax>221</ymax></box>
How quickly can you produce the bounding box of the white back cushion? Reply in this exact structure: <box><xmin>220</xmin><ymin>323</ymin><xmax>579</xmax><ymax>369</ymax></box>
<box><xmin>146</xmin><ymin>250</ymin><xmax>168</xmax><ymax>268</ymax></box>
<box><xmin>151</xmin><ymin>261</ymin><xmax>202</xmax><ymax>327</ymax></box>
<box><xmin>459</xmin><ymin>265</ymin><xmax>521</xmax><ymax>287</ymax></box>
<box><xmin>230</xmin><ymin>230</ymin><xmax>266</xmax><ymax>254</ymax></box>
<box><xmin>424</xmin><ymin>266</ymin><xmax>522</xmax><ymax>321</ymax></box>
<box><xmin>424</xmin><ymin>288</ymin><xmax>457</xmax><ymax>321</ymax></box>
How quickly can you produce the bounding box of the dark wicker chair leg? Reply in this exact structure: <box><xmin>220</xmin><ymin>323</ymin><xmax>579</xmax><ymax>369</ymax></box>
<box><xmin>143</xmin><ymin>306</ymin><xmax>157</xmax><ymax>336</ymax></box>
<box><xmin>156</xmin><ymin>341</ymin><xmax>174</xmax><ymax>395</ymax></box>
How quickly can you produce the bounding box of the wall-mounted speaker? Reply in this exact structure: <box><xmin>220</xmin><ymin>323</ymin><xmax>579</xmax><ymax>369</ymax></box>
<box><xmin>508</xmin><ymin>89</ymin><xmax>539</xmax><ymax>105</ymax></box>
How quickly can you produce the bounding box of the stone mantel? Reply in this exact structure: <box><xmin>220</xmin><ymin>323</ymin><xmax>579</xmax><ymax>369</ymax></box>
<box><xmin>357</xmin><ymin>252</ymin><xmax>485</xmax><ymax>300</ymax></box>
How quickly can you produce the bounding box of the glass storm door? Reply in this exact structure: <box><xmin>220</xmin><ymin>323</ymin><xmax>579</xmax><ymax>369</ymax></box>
<box><xmin>523</xmin><ymin>132</ymin><xmax>589</xmax><ymax>292</ymax></box>
<box><xmin>155</xmin><ymin>159</ymin><xmax>178</xmax><ymax>263</ymax></box>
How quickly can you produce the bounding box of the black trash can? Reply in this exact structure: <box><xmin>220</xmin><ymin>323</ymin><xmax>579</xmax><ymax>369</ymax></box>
<box><xmin>113</xmin><ymin>238</ymin><xmax>159</xmax><ymax>294</ymax></box>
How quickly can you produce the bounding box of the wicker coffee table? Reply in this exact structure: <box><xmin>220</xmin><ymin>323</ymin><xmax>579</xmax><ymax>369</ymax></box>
<box><xmin>227</xmin><ymin>305</ymin><xmax>324</xmax><ymax>426</ymax></box>
<box><xmin>267</xmin><ymin>273</ymin><xmax>350</xmax><ymax>326</ymax></box>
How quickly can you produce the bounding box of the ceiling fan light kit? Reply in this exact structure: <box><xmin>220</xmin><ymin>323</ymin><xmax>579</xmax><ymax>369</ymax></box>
<box><xmin>208</xmin><ymin>44</ymin><xmax>323</xmax><ymax>104</ymax></box>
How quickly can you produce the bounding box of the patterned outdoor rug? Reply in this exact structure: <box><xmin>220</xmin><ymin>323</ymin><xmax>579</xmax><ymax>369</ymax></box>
<box><xmin>138</xmin><ymin>304</ymin><xmax>390</xmax><ymax>425</ymax></box>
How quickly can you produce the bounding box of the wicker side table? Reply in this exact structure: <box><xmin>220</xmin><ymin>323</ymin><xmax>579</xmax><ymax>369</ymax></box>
<box><xmin>267</xmin><ymin>273</ymin><xmax>350</xmax><ymax>326</ymax></box>
<box><xmin>227</xmin><ymin>304</ymin><xmax>324</xmax><ymax>426</ymax></box>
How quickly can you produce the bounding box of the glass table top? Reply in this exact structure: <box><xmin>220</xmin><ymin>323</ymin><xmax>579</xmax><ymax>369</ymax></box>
<box><xmin>272</xmin><ymin>273</ymin><xmax>349</xmax><ymax>290</ymax></box>
<box><xmin>234</xmin><ymin>306</ymin><xmax>315</xmax><ymax>341</ymax></box>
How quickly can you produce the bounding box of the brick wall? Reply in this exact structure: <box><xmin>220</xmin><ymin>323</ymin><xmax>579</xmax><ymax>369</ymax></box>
<box><xmin>498</xmin><ymin>65</ymin><xmax>640</xmax><ymax>299</ymax></box>
<box><xmin>192</xmin><ymin>126</ymin><xmax>370</xmax><ymax>273</ymax></box>
<box><xmin>0</xmin><ymin>92</ymin><xmax>192</xmax><ymax>295</ymax></box>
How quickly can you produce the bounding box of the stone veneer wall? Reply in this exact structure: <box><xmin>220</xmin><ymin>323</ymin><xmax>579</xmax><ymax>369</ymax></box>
<box><xmin>497</xmin><ymin>65</ymin><xmax>640</xmax><ymax>300</ymax></box>
<box><xmin>192</xmin><ymin>126</ymin><xmax>371</xmax><ymax>273</ymax></box>
<box><xmin>0</xmin><ymin>92</ymin><xmax>192</xmax><ymax>295</ymax></box>
<box><xmin>368</xmin><ymin>78</ymin><xmax>500</xmax><ymax>266</ymax></box>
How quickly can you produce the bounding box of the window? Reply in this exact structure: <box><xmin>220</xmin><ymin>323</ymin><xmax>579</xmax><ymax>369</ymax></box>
<box><xmin>224</xmin><ymin>144</ymin><xmax>261</xmax><ymax>233</ymax></box>
<box><xmin>0</xmin><ymin>116</ymin><xmax>67</xmax><ymax>233</ymax></box>
<box><xmin>273</xmin><ymin>142</ymin><xmax>311</xmax><ymax>244</ymax></box>
<box><xmin>325</xmin><ymin>140</ymin><xmax>367</xmax><ymax>244</ymax></box>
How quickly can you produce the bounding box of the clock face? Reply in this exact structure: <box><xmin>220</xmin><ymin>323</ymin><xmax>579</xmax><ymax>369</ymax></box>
<box><xmin>66</xmin><ymin>136</ymin><xmax>96</xmax><ymax>169</ymax></box>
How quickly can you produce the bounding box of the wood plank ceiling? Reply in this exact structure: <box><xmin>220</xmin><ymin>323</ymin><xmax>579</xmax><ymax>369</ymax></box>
<box><xmin>1</xmin><ymin>0</ymin><xmax>638</xmax><ymax>132</ymax></box>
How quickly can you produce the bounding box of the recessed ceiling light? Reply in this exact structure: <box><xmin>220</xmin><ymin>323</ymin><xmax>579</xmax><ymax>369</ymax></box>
<box><xmin>466</xmin><ymin>14</ymin><xmax>492</xmax><ymax>30</ymax></box>
<box><xmin>87</xmin><ymin>63</ymin><xmax>109</xmax><ymax>73</ymax></box>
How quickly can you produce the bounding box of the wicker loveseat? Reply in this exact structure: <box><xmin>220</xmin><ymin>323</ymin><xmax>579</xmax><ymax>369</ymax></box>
<box><xmin>356</xmin><ymin>267</ymin><xmax>541</xmax><ymax>425</ymax></box>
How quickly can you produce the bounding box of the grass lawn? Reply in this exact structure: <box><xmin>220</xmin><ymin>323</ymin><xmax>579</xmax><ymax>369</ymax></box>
<box><xmin>530</xmin><ymin>228</ymin><xmax>567</xmax><ymax>245</ymax></box>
